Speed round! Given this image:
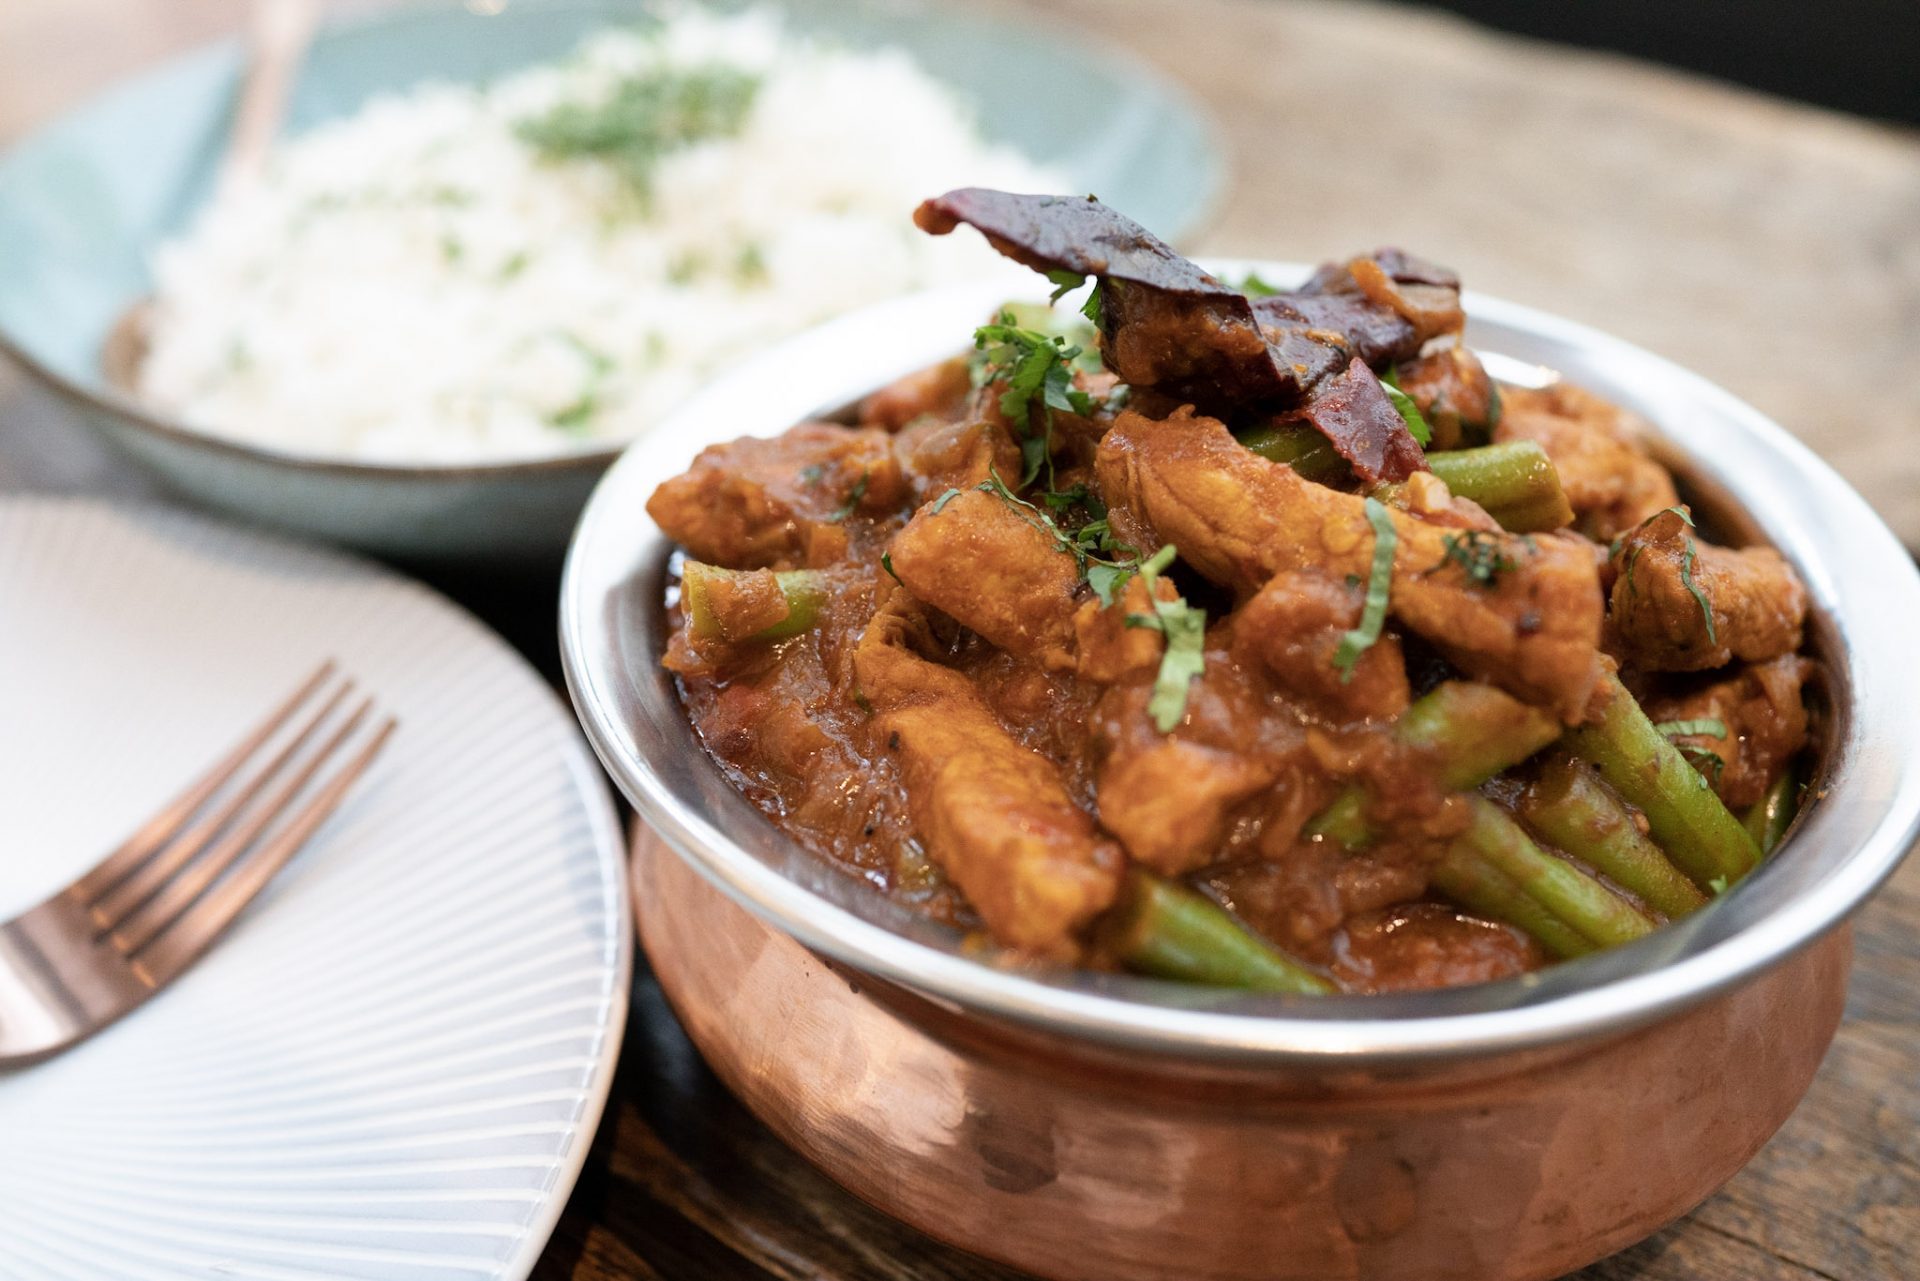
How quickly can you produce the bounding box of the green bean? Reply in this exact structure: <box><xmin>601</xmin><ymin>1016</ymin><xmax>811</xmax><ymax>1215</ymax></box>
<box><xmin>1234</xmin><ymin>421</ymin><xmax>1349</xmax><ymax>484</ymax></box>
<box><xmin>1106</xmin><ymin>870</ymin><xmax>1334</xmax><ymax>994</ymax></box>
<box><xmin>1452</xmin><ymin>797</ymin><xmax>1656</xmax><ymax>948</ymax></box>
<box><xmin>1429</xmin><ymin>847</ymin><xmax>1596</xmax><ymax>961</ymax></box>
<box><xmin>1517</xmin><ymin>753</ymin><xmax>1708</xmax><ymax>919</ymax></box>
<box><xmin>1424</xmin><ymin>441</ymin><xmax>1574</xmax><ymax>532</ymax></box>
<box><xmin>1238</xmin><ymin>420</ymin><xmax>1573</xmax><ymax>534</ymax></box>
<box><xmin>681</xmin><ymin>562</ymin><xmax>826</xmax><ymax>643</ymax></box>
<box><xmin>1743</xmin><ymin>759</ymin><xmax>1804</xmax><ymax>856</ymax></box>
<box><xmin>1562</xmin><ymin>672</ymin><xmax>1760</xmax><ymax>890</ymax></box>
<box><xmin>1308</xmin><ymin>682</ymin><xmax>1561</xmax><ymax>849</ymax></box>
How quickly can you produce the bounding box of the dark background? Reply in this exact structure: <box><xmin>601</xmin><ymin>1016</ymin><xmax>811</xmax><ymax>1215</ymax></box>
<box><xmin>1410</xmin><ymin>1</ymin><xmax>1920</xmax><ymax>127</ymax></box>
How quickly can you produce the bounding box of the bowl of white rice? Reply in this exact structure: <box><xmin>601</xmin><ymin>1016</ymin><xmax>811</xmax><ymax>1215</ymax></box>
<box><xmin>0</xmin><ymin>0</ymin><xmax>1220</xmax><ymax>561</ymax></box>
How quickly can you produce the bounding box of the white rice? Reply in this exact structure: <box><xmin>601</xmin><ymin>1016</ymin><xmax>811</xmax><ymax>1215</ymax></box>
<box><xmin>138</xmin><ymin>8</ymin><xmax>1056</xmax><ymax>464</ymax></box>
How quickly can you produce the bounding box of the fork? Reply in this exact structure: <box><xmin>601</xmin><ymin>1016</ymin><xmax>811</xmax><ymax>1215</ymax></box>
<box><xmin>0</xmin><ymin>662</ymin><xmax>396</xmax><ymax>1067</ymax></box>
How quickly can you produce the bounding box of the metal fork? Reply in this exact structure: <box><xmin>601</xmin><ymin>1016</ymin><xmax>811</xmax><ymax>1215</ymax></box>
<box><xmin>0</xmin><ymin>662</ymin><xmax>396</xmax><ymax>1066</ymax></box>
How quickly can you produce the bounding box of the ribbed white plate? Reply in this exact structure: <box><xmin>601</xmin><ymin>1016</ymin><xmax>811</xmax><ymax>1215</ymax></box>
<box><xmin>0</xmin><ymin>498</ymin><xmax>629</xmax><ymax>1280</ymax></box>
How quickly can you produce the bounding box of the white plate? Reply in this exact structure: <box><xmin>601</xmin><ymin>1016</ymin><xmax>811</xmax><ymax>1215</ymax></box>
<box><xmin>0</xmin><ymin>498</ymin><xmax>629</xmax><ymax>1280</ymax></box>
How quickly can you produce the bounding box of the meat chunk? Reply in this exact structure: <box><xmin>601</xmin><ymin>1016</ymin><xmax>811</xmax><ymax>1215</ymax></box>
<box><xmin>885</xmin><ymin>488</ymin><xmax>1081</xmax><ymax>670</ymax></box>
<box><xmin>1497</xmin><ymin>384</ymin><xmax>1678</xmax><ymax>542</ymax></box>
<box><xmin>1236</xmin><ymin>570</ymin><xmax>1410</xmax><ymax>723</ymax></box>
<box><xmin>1641</xmin><ymin>655</ymin><xmax>1815</xmax><ymax>808</ymax></box>
<box><xmin>853</xmin><ymin>595</ymin><xmax>1123</xmax><ymax>957</ymax></box>
<box><xmin>1204</xmin><ymin>842</ymin><xmax>1434</xmax><ymax>961</ymax></box>
<box><xmin>1299</xmin><ymin>254</ymin><xmax>1464</xmax><ymax>347</ymax></box>
<box><xmin>647</xmin><ymin>423</ymin><xmax>908</xmax><ymax>567</ymax></box>
<box><xmin>1073</xmin><ymin>573</ymin><xmax>1174</xmax><ymax>685</ymax></box>
<box><xmin>858</xmin><ymin>356</ymin><xmax>972</xmax><ymax>431</ymax></box>
<box><xmin>1097</xmin><ymin>407</ymin><xmax>1604</xmax><ymax>721</ymax></box>
<box><xmin>1330</xmin><ymin>904</ymin><xmax>1541</xmax><ymax>993</ymax></box>
<box><xmin>1608</xmin><ymin>507</ymin><xmax>1806</xmax><ymax>671</ymax></box>
<box><xmin>894</xmin><ymin>416</ymin><xmax>1023</xmax><ymax>497</ymax></box>
<box><xmin>1090</xmin><ymin>634</ymin><xmax>1322</xmax><ymax>877</ymax></box>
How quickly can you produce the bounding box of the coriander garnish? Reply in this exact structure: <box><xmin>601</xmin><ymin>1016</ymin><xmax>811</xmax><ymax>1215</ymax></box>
<box><xmin>973</xmin><ymin>467</ymin><xmax>1154</xmax><ymax>614</ymax></box>
<box><xmin>1044</xmin><ymin>269</ymin><xmax>1083</xmax><ymax>303</ymax></box>
<box><xmin>1122</xmin><ymin>545</ymin><xmax>1208</xmax><ymax>732</ymax></box>
<box><xmin>1437</xmin><ymin>530</ymin><xmax>1515</xmax><ymax>588</ymax></box>
<box><xmin>826</xmin><ymin>471</ymin><xmax>870</xmax><ymax>522</ymax></box>
<box><xmin>1333</xmin><ymin>497</ymin><xmax>1397</xmax><ymax>681</ymax></box>
<box><xmin>1657</xmin><ymin>716</ymin><xmax>1730</xmax><ymax>785</ymax></box>
<box><xmin>972</xmin><ymin>312</ymin><xmax>1094</xmax><ymax>487</ymax></box>
<box><xmin>1664</xmin><ymin>506</ymin><xmax>1718</xmax><ymax>646</ymax></box>
<box><xmin>1379</xmin><ymin>368</ymin><xmax>1432</xmax><ymax>446</ymax></box>
<box><xmin>515</xmin><ymin>64</ymin><xmax>761</xmax><ymax>204</ymax></box>
<box><xmin>1231</xmin><ymin>270</ymin><xmax>1281</xmax><ymax>297</ymax></box>
<box><xmin>1654</xmin><ymin>718</ymin><xmax>1729</xmax><ymax>740</ymax></box>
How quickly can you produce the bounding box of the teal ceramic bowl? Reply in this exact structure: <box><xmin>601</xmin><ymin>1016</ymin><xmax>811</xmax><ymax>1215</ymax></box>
<box><xmin>0</xmin><ymin>0</ymin><xmax>1222</xmax><ymax>563</ymax></box>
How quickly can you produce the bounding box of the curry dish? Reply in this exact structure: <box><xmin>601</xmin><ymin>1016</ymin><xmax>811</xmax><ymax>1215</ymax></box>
<box><xmin>646</xmin><ymin>190</ymin><xmax>1815</xmax><ymax>995</ymax></box>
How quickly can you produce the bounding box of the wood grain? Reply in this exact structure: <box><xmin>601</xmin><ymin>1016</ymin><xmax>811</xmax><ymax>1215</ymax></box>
<box><xmin>1</xmin><ymin>1</ymin><xmax>1915</xmax><ymax>1278</ymax></box>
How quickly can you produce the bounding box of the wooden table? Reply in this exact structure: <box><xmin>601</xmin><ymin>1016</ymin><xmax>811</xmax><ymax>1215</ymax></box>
<box><xmin>2</xmin><ymin>1</ymin><xmax>1915</xmax><ymax>1277</ymax></box>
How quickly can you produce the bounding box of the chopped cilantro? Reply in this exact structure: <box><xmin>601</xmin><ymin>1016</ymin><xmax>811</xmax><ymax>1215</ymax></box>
<box><xmin>1655</xmin><ymin>718</ymin><xmax>1729</xmax><ymax>740</ymax></box>
<box><xmin>1621</xmin><ymin>543</ymin><xmax>1644</xmax><ymax>600</ymax></box>
<box><xmin>550</xmin><ymin>395</ymin><xmax>597</xmax><ymax>431</ymax></box>
<box><xmin>735</xmin><ymin>242</ymin><xmax>769</xmax><ymax>284</ymax></box>
<box><xmin>1658</xmin><ymin>715</ymin><xmax>1730</xmax><ymax>785</ymax></box>
<box><xmin>1122</xmin><ymin>545</ymin><xmax>1207</xmax><ymax>732</ymax></box>
<box><xmin>1087</xmin><ymin>562</ymin><xmax>1130</xmax><ymax>607</ymax></box>
<box><xmin>975</xmin><ymin>468</ymin><xmax>1141</xmax><ymax>597</ymax></box>
<box><xmin>1666</xmin><ymin>506</ymin><xmax>1718</xmax><ymax>646</ymax></box>
<box><xmin>1080</xmin><ymin>280</ymin><xmax>1104</xmax><ymax>326</ymax></box>
<box><xmin>1045</xmin><ymin>269</ymin><xmax>1084</xmax><ymax>303</ymax></box>
<box><xmin>1333</xmin><ymin>498</ymin><xmax>1397</xmax><ymax>680</ymax></box>
<box><xmin>1019</xmin><ymin>435</ymin><xmax>1050</xmax><ymax>488</ymax></box>
<box><xmin>1379</xmin><ymin>368</ymin><xmax>1432</xmax><ymax>446</ymax></box>
<box><xmin>1040</xmin><ymin>482</ymin><xmax>1094</xmax><ymax>514</ymax></box>
<box><xmin>827</xmin><ymin>472</ymin><xmax>870</xmax><ymax>522</ymax></box>
<box><xmin>1232</xmin><ymin>271</ymin><xmax>1282</xmax><ymax>297</ymax></box>
<box><xmin>515</xmin><ymin>64</ymin><xmax>761</xmax><ymax>202</ymax></box>
<box><xmin>1438</xmin><ymin>530</ymin><xmax>1515</xmax><ymax>588</ymax></box>
<box><xmin>972</xmin><ymin>312</ymin><xmax>1095</xmax><ymax>488</ymax></box>
<box><xmin>1676</xmin><ymin>742</ymin><xmax>1726</xmax><ymax>785</ymax></box>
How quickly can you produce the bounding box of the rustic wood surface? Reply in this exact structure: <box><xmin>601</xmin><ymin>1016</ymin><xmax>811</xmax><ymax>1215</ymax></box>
<box><xmin>1</xmin><ymin>1</ymin><xmax>1915</xmax><ymax>1278</ymax></box>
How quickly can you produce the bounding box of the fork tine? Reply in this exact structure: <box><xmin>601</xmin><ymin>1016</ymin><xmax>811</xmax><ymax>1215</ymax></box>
<box><xmin>110</xmin><ymin>696</ymin><xmax>375</xmax><ymax>954</ymax></box>
<box><xmin>130</xmin><ymin>715</ymin><xmax>398</xmax><ymax>987</ymax></box>
<box><xmin>74</xmin><ymin>660</ymin><xmax>337</xmax><ymax>902</ymax></box>
<box><xmin>86</xmin><ymin>677</ymin><xmax>355</xmax><ymax>930</ymax></box>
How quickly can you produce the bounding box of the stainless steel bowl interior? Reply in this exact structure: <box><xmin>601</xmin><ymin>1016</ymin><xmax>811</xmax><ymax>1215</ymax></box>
<box><xmin>561</xmin><ymin>269</ymin><xmax>1920</xmax><ymax>1065</ymax></box>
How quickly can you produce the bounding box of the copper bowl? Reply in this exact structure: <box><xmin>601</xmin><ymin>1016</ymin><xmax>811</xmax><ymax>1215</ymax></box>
<box><xmin>561</xmin><ymin>273</ymin><xmax>1920</xmax><ymax>1280</ymax></box>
